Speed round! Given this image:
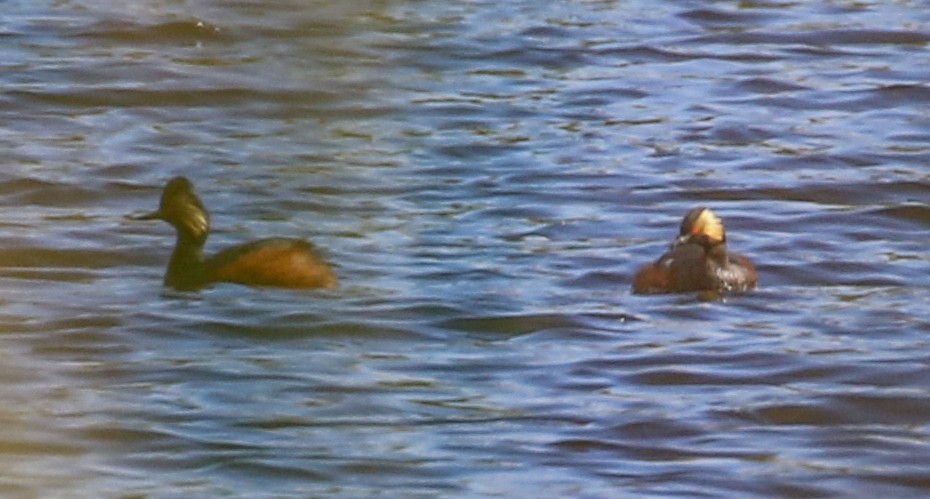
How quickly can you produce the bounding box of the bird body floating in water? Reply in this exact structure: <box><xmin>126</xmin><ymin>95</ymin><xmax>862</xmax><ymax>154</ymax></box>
<box><xmin>135</xmin><ymin>176</ymin><xmax>338</xmax><ymax>291</ymax></box>
<box><xmin>632</xmin><ymin>207</ymin><xmax>756</xmax><ymax>295</ymax></box>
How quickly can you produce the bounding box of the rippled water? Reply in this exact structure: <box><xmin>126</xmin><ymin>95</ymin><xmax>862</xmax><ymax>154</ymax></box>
<box><xmin>2</xmin><ymin>0</ymin><xmax>930</xmax><ymax>496</ymax></box>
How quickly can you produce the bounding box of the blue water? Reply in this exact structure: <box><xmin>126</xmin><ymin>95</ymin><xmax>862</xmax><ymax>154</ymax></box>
<box><xmin>1</xmin><ymin>0</ymin><xmax>929</xmax><ymax>496</ymax></box>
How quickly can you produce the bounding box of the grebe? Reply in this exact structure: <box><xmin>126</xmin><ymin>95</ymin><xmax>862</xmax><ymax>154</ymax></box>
<box><xmin>632</xmin><ymin>207</ymin><xmax>756</xmax><ymax>294</ymax></box>
<box><xmin>135</xmin><ymin>176</ymin><xmax>337</xmax><ymax>291</ymax></box>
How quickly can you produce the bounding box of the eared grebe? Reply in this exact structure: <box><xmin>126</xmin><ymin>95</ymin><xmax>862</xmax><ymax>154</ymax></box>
<box><xmin>135</xmin><ymin>176</ymin><xmax>338</xmax><ymax>291</ymax></box>
<box><xmin>632</xmin><ymin>207</ymin><xmax>756</xmax><ymax>294</ymax></box>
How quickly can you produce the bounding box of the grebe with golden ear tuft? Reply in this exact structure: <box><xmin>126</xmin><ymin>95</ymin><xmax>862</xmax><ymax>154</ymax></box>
<box><xmin>632</xmin><ymin>207</ymin><xmax>756</xmax><ymax>294</ymax></box>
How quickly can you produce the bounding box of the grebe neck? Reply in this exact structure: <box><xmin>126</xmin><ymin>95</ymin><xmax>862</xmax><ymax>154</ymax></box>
<box><xmin>165</xmin><ymin>232</ymin><xmax>207</xmax><ymax>290</ymax></box>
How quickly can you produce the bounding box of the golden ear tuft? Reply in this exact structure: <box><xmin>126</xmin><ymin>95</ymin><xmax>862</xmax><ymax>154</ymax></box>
<box><xmin>696</xmin><ymin>208</ymin><xmax>725</xmax><ymax>242</ymax></box>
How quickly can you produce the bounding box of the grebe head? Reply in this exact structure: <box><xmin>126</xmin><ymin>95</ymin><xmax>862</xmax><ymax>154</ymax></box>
<box><xmin>675</xmin><ymin>206</ymin><xmax>726</xmax><ymax>249</ymax></box>
<box><xmin>136</xmin><ymin>176</ymin><xmax>210</xmax><ymax>244</ymax></box>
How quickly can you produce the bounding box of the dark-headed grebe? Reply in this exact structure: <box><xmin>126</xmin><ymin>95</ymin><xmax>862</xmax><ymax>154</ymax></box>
<box><xmin>632</xmin><ymin>207</ymin><xmax>756</xmax><ymax>294</ymax></box>
<box><xmin>135</xmin><ymin>176</ymin><xmax>337</xmax><ymax>291</ymax></box>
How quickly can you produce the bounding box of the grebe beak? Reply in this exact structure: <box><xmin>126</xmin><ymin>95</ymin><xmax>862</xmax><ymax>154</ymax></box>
<box><xmin>130</xmin><ymin>209</ymin><xmax>164</xmax><ymax>221</ymax></box>
<box><xmin>673</xmin><ymin>234</ymin><xmax>691</xmax><ymax>247</ymax></box>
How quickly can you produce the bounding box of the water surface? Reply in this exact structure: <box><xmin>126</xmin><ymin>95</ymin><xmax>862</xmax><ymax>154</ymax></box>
<box><xmin>1</xmin><ymin>0</ymin><xmax>929</xmax><ymax>496</ymax></box>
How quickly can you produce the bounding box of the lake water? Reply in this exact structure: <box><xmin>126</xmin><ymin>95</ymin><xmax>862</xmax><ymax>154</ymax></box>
<box><xmin>1</xmin><ymin>0</ymin><xmax>930</xmax><ymax>496</ymax></box>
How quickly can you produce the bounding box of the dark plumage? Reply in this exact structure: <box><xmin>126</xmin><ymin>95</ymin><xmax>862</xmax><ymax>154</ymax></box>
<box><xmin>632</xmin><ymin>207</ymin><xmax>756</xmax><ymax>294</ymax></box>
<box><xmin>136</xmin><ymin>176</ymin><xmax>337</xmax><ymax>291</ymax></box>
